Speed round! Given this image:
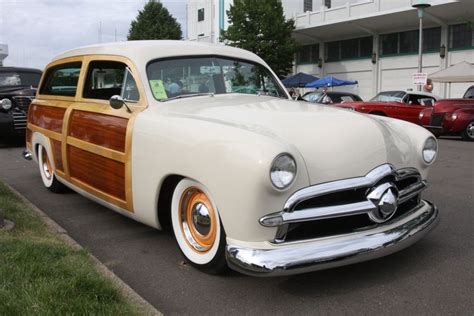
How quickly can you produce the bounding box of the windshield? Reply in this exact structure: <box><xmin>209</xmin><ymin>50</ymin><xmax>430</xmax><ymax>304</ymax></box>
<box><xmin>146</xmin><ymin>56</ymin><xmax>286</xmax><ymax>101</ymax></box>
<box><xmin>303</xmin><ymin>92</ymin><xmax>324</xmax><ymax>103</ymax></box>
<box><xmin>0</xmin><ymin>71</ymin><xmax>41</xmax><ymax>87</ymax></box>
<box><xmin>370</xmin><ymin>91</ymin><xmax>406</xmax><ymax>103</ymax></box>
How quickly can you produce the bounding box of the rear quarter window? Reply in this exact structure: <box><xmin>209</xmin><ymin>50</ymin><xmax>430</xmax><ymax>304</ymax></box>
<box><xmin>40</xmin><ymin>62</ymin><xmax>82</xmax><ymax>97</ymax></box>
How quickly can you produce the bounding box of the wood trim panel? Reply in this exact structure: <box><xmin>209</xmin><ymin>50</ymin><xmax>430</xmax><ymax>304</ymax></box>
<box><xmin>27</xmin><ymin>123</ymin><xmax>62</xmax><ymax>141</ymax></box>
<box><xmin>68</xmin><ymin>146</ymin><xmax>126</xmax><ymax>201</ymax></box>
<box><xmin>67</xmin><ymin>136</ymin><xmax>126</xmax><ymax>162</ymax></box>
<box><xmin>29</xmin><ymin>105</ymin><xmax>66</xmax><ymax>133</ymax></box>
<box><xmin>26</xmin><ymin>128</ymin><xmax>32</xmax><ymax>148</ymax></box>
<box><xmin>51</xmin><ymin>139</ymin><xmax>63</xmax><ymax>172</ymax></box>
<box><xmin>68</xmin><ymin>110</ymin><xmax>128</xmax><ymax>152</ymax></box>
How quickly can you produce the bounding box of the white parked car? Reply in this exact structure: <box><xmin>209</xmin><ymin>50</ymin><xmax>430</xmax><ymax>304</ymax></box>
<box><xmin>24</xmin><ymin>41</ymin><xmax>439</xmax><ymax>276</ymax></box>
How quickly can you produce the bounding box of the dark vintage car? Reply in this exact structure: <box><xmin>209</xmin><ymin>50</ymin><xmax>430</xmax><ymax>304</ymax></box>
<box><xmin>0</xmin><ymin>67</ymin><xmax>42</xmax><ymax>140</ymax></box>
<box><xmin>302</xmin><ymin>91</ymin><xmax>362</xmax><ymax>104</ymax></box>
<box><xmin>419</xmin><ymin>85</ymin><xmax>474</xmax><ymax>141</ymax></box>
<box><xmin>335</xmin><ymin>90</ymin><xmax>439</xmax><ymax>124</ymax></box>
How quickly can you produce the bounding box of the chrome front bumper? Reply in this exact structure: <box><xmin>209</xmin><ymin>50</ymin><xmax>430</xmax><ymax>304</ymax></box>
<box><xmin>226</xmin><ymin>200</ymin><xmax>438</xmax><ymax>277</ymax></box>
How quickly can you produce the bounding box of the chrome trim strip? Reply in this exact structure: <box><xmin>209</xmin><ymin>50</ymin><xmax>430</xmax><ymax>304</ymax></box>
<box><xmin>282</xmin><ymin>164</ymin><xmax>393</xmax><ymax>212</ymax></box>
<box><xmin>227</xmin><ymin>200</ymin><xmax>439</xmax><ymax>277</ymax></box>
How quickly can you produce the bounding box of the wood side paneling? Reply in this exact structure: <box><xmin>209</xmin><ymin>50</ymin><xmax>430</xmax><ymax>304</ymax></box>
<box><xmin>29</xmin><ymin>104</ymin><xmax>66</xmax><ymax>133</ymax></box>
<box><xmin>51</xmin><ymin>139</ymin><xmax>63</xmax><ymax>171</ymax></box>
<box><xmin>68</xmin><ymin>110</ymin><xmax>128</xmax><ymax>152</ymax></box>
<box><xmin>26</xmin><ymin>128</ymin><xmax>32</xmax><ymax>145</ymax></box>
<box><xmin>68</xmin><ymin>145</ymin><xmax>126</xmax><ymax>200</ymax></box>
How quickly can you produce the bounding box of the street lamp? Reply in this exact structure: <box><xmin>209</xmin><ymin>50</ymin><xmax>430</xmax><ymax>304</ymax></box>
<box><xmin>412</xmin><ymin>0</ymin><xmax>431</xmax><ymax>91</ymax></box>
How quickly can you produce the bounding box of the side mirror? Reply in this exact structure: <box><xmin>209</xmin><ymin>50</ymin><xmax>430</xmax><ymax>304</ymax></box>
<box><xmin>109</xmin><ymin>95</ymin><xmax>124</xmax><ymax>110</ymax></box>
<box><xmin>109</xmin><ymin>95</ymin><xmax>132</xmax><ymax>113</ymax></box>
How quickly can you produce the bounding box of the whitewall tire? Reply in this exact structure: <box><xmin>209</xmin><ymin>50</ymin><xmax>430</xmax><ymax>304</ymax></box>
<box><xmin>38</xmin><ymin>144</ymin><xmax>66</xmax><ymax>193</ymax></box>
<box><xmin>171</xmin><ymin>178</ymin><xmax>227</xmax><ymax>274</ymax></box>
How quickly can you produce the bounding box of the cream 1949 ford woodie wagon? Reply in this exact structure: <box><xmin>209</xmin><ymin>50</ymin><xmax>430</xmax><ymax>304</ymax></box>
<box><xmin>24</xmin><ymin>41</ymin><xmax>439</xmax><ymax>276</ymax></box>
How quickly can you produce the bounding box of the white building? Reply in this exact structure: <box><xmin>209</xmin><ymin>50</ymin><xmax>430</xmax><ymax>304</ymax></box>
<box><xmin>187</xmin><ymin>0</ymin><xmax>474</xmax><ymax>99</ymax></box>
<box><xmin>186</xmin><ymin>0</ymin><xmax>301</xmax><ymax>43</ymax></box>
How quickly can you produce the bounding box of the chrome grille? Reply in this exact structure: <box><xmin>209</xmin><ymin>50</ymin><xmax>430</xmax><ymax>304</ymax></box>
<box><xmin>430</xmin><ymin>113</ymin><xmax>445</xmax><ymax>127</ymax></box>
<box><xmin>12</xmin><ymin>96</ymin><xmax>34</xmax><ymax>111</ymax></box>
<box><xmin>260</xmin><ymin>164</ymin><xmax>427</xmax><ymax>243</ymax></box>
<box><xmin>12</xmin><ymin>109</ymin><xmax>27</xmax><ymax>130</ymax></box>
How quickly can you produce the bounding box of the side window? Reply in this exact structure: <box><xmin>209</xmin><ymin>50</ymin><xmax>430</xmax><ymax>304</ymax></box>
<box><xmin>121</xmin><ymin>68</ymin><xmax>139</xmax><ymax>102</ymax></box>
<box><xmin>83</xmin><ymin>60</ymin><xmax>139</xmax><ymax>101</ymax></box>
<box><xmin>463</xmin><ymin>87</ymin><xmax>474</xmax><ymax>99</ymax></box>
<box><xmin>40</xmin><ymin>62</ymin><xmax>82</xmax><ymax>97</ymax></box>
<box><xmin>419</xmin><ymin>98</ymin><xmax>435</xmax><ymax>106</ymax></box>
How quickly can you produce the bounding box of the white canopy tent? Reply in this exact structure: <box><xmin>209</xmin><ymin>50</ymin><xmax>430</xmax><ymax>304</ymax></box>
<box><xmin>429</xmin><ymin>61</ymin><xmax>474</xmax><ymax>83</ymax></box>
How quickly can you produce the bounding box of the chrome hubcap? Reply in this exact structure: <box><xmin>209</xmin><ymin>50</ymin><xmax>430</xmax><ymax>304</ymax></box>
<box><xmin>179</xmin><ymin>188</ymin><xmax>217</xmax><ymax>253</ymax></box>
<box><xmin>467</xmin><ymin>122</ymin><xmax>474</xmax><ymax>138</ymax></box>
<box><xmin>191</xmin><ymin>202</ymin><xmax>211</xmax><ymax>236</ymax></box>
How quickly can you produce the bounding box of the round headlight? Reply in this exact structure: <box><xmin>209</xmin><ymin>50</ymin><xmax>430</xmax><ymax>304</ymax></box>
<box><xmin>270</xmin><ymin>154</ymin><xmax>296</xmax><ymax>189</ymax></box>
<box><xmin>1</xmin><ymin>98</ymin><xmax>12</xmax><ymax>110</ymax></box>
<box><xmin>451</xmin><ymin>112</ymin><xmax>458</xmax><ymax>120</ymax></box>
<box><xmin>419</xmin><ymin>111</ymin><xmax>424</xmax><ymax>120</ymax></box>
<box><xmin>422</xmin><ymin>137</ymin><xmax>437</xmax><ymax>164</ymax></box>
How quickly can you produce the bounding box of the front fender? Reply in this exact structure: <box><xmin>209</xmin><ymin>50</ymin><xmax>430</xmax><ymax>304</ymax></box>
<box><xmin>131</xmin><ymin>111</ymin><xmax>310</xmax><ymax>242</ymax></box>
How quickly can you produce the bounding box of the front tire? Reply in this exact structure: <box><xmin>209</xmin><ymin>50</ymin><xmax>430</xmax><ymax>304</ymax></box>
<box><xmin>461</xmin><ymin>121</ymin><xmax>474</xmax><ymax>141</ymax></box>
<box><xmin>171</xmin><ymin>178</ymin><xmax>228</xmax><ymax>274</ymax></box>
<box><xmin>38</xmin><ymin>144</ymin><xmax>66</xmax><ymax>193</ymax></box>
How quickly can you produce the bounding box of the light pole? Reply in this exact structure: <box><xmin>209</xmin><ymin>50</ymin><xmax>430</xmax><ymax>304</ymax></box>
<box><xmin>412</xmin><ymin>1</ymin><xmax>431</xmax><ymax>91</ymax></box>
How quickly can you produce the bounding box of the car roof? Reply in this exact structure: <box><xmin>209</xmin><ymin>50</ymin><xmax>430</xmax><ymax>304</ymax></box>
<box><xmin>52</xmin><ymin>40</ymin><xmax>267</xmax><ymax>70</ymax></box>
<box><xmin>378</xmin><ymin>90</ymin><xmax>440</xmax><ymax>99</ymax></box>
<box><xmin>0</xmin><ymin>66</ymin><xmax>42</xmax><ymax>73</ymax></box>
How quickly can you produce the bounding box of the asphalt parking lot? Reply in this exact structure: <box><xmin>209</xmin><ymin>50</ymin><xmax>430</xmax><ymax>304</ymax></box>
<box><xmin>0</xmin><ymin>138</ymin><xmax>473</xmax><ymax>315</ymax></box>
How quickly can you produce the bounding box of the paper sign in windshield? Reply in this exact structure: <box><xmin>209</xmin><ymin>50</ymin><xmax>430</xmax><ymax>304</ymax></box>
<box><xmin>149</xmin><ymin>80</ymin><xmax>167</xmax><ymax>100</ymax></box>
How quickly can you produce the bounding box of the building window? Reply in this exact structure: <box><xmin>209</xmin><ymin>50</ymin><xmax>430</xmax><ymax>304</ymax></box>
<box><xmin>449</xmin><ymin>23</ymin><xmax>474</xmax><ymax>49</ymax></box>
<box><xmin>399</xmin><ymin>30</ymin><xmax>418</xmax><ymax>54</ymax></box>
<box><xmin>198</xmin><ymin>8</ymin><xmax>205</xmax><ymax>22</ymax></box>
<box><xmin>325</xmin><ymin>36</ymin><xmax>372</xmax><ymax>62</ymax></box>
<box><xmin>297</xmin><ymin>44</ymin><xmax>319</xmax><ymax>64</ymax></box>
<box><xmin>380</xmin><ymin>27</ymin><xmax>441</xmax><ymax>56</ymax></box>
<box><xmin>324</xmin><ymin>0</ymin><xmax>331</xmax><ymax>9</ymax></box>
<box><xmin>304</xmin><ymin>0</ymin><xmax>312</xmax><ymax>12</ymax></box>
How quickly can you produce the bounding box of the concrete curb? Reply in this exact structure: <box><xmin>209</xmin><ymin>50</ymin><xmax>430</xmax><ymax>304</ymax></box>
<box><xmin>3</xmin><ymin>182</ymin><xmax>162</xmax><ymax>316</ymax></box>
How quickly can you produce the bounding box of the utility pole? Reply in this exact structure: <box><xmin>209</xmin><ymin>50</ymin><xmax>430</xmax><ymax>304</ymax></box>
<box><xmin>412</xmin><ymin>1</ymin><xmax>431</xmax><ymax>91</ymax></box>
<box><xmin>99</xmin><ymin>21</ymin><xmax>102</xmax><ymax>43</ymax></box>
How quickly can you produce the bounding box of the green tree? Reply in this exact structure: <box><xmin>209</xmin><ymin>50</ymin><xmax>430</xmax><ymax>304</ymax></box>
<box><xmin>128</xmin><ymin>0</ymin><xmax>182</xmax><ymax>40</ymax></box>
<box><xmin>221</xmin><ymin>0</ymin><xmax>297</xmax><ymax>78</ymax></box>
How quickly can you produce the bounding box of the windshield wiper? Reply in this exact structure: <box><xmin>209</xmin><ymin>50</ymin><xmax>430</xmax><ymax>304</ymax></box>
<box><xmin>160</xmin><ymin>93</ymin><xmax>214</xmax><ymax>102</ymax></box>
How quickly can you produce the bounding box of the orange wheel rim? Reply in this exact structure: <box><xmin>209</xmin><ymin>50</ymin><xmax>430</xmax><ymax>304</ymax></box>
<box><xmin>41</xmin><ymin>148</ymin><xmax>53</xmax><ymax>180</ymax></box>
<box><xmin>178</xmin><ymin>187</ymin><xmax>217</xmax><ymax>253</ymax></box>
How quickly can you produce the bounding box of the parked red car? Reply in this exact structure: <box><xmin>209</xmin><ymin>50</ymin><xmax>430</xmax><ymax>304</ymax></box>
<box><xmin>419</xmin><ymin>85</ymin><xmax>474</xmax><ymax>141</ymax></box>
<box><xmin>336</xmin><ymin>90</ymin><xmax>439</xmax><ymax>124</ymax></box>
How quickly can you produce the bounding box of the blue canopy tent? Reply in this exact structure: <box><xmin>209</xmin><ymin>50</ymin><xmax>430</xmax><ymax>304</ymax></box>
<box><xmin>305</xmin><ymin>76</ymin><xmax>358</xmax><ymax>88</ymax></box>
<box><xmin>282</xmin><ymin>72</ymin><xmax>319</xmax><ymax>88</ymax></box>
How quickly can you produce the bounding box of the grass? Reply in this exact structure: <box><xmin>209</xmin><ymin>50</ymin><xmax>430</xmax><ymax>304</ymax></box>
<box><xmin>0</xmin><ymin>181</ymin><xmax>140</xmax><ymax>315</ymax></box>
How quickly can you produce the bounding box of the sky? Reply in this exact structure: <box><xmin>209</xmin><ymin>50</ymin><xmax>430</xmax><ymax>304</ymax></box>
<box><xmin>0</xmin><ymin>0</ymin><xmax>187</xmax><ymax>69</ymax></box>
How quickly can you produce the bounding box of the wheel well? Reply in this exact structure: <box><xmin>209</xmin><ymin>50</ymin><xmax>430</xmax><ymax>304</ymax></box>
<box><xmin>369</xmin><ymin>111</ymin><xmax>387</xmax><ymax>116</ymax></box>
<box><xmin>157</xmin><ymin>175</ymin><xmax>184</xmax><ymax>231</ymax></box>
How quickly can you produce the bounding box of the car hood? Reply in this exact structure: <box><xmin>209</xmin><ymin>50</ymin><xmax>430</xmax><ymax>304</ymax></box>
<box><xmin>159</xmin><ymin>94</ymin><xmax>416</xmax><ymax>184</ymax></box>
<box><xmin>434</xmin><ymin>99</ymin><xmax>474</xmax><ymax>113</ymax></box>
<box><xmin>0</xmin><ymin>85</ymin><xmax>37</xmax><ymax>96</ymax></box>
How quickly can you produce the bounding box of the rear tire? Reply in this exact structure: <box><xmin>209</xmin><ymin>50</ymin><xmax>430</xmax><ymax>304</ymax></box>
<box><xmin>38</xmin><ymin>144</ymin><xmax>66</xmax><ymax>193</ymax></box>
<box><xmin>171</xmin><ymin>178</ymin><xmax>228</xmax><ymax>274</ymax></box>
<box><xmin>461</xmin><ymin>121</ymin><xmax>474</xmax><ymax>141</ymax></box>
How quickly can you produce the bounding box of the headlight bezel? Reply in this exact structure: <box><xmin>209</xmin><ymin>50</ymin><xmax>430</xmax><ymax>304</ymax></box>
<box><xmin>270</xmin><ymin>153</ymin><xmax>297</xmax><ymax>190</ymax></box>
<box><xmin>1</xmin><ymin>98</ymin><xmax>12</xmax><ymax>111</ymax></box>
<box><xmin>422</xmin><ymin>137</ymin><xmax>437</xmax><ymax>164</ymax></box>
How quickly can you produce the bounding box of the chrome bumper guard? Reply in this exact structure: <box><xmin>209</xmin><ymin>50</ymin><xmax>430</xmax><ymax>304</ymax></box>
<box><xmin>226</xmin><ymin>200</ymin><xmax>438</xmax><ymax>276</ymax></box>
